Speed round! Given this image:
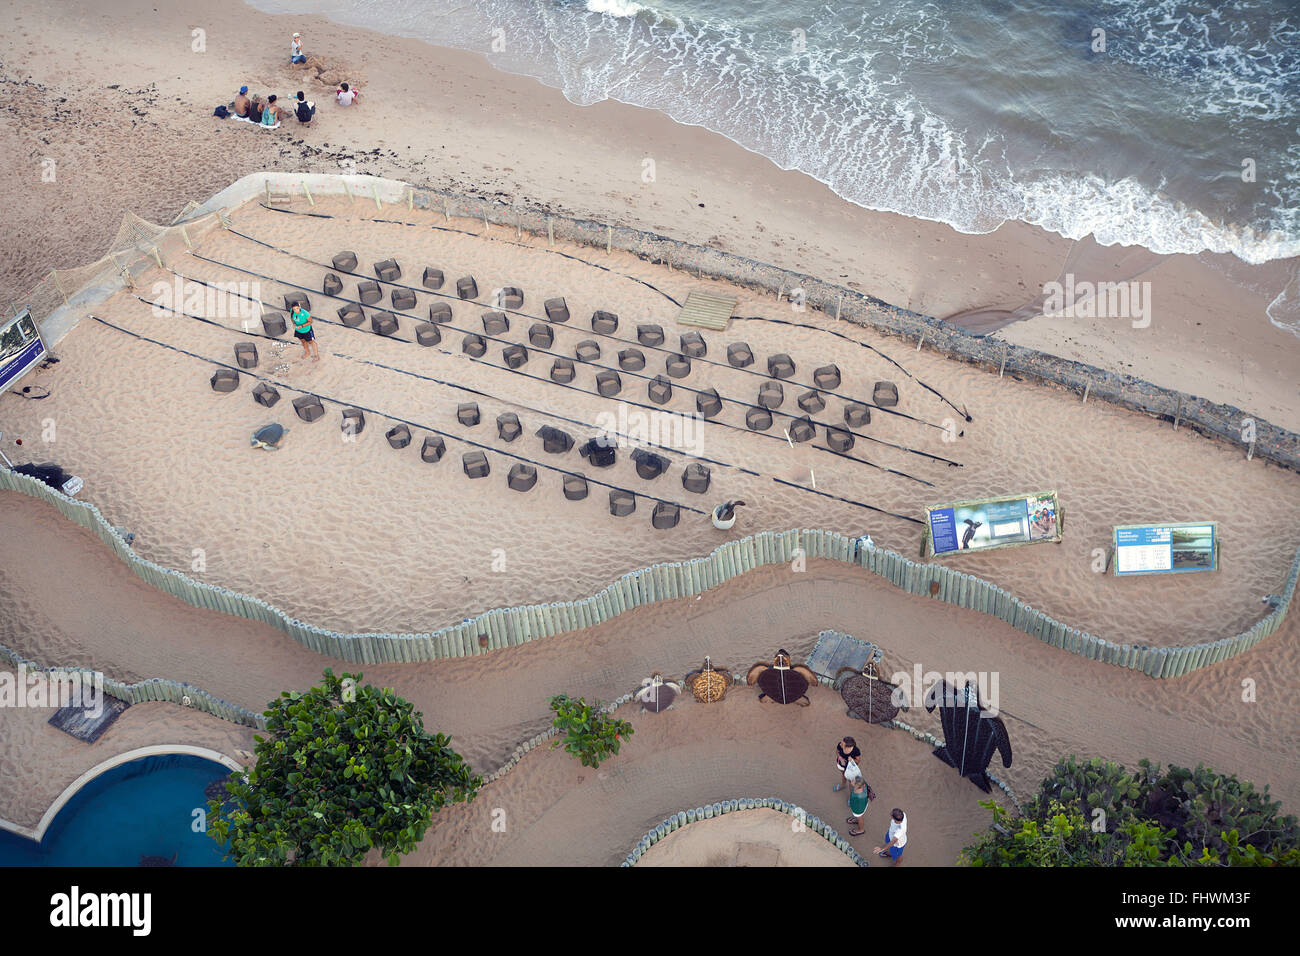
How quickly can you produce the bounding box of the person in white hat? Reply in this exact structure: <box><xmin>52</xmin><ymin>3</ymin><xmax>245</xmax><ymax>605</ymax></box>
<box><xmin>290</xmin><ymin>32</ymin><xmax>306</xmax><ymax>64</ymax></box>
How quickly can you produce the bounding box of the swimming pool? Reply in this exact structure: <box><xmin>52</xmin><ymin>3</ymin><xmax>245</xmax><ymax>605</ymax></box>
<box><xmin>0</xmin><ymin>753</ymin><xmax>235</xmax><ymax>867</ymax></box>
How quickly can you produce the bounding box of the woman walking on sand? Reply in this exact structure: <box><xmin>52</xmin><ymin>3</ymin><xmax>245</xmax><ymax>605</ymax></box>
<box><xmin>833</xmin><ymin>735</ymin><xmax>861</xmax><ymax>792</ymax></box>
<box><xmin>290</xmin><ymin>304</ymin><xmax>319</xmax><ymax>361</ymax></box>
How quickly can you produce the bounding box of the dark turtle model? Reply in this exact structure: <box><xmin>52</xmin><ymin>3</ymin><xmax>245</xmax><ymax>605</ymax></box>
<box><xmin>746</xmin><ymin>649</ymin><xmax>818</xmax><ymax>706</ymax></box>
<box><xmin>923</xmin><ymin>678</ymin><xmax>1012</xmax><ymax>793</ymax></box>
<box><xmin>634</xmin><ymin>672</ymin><xmax>681</xmax><ymax>713</ymax></box>
<box><xmin>683</xmin><ymin>656</ymin><xmax>733</xmax><ymax>703</ymax></box>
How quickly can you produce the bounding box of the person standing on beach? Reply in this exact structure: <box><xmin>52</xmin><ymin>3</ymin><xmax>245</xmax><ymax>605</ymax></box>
<box><xmin>290</xmin><ymin>304</ymin><xmax>318</xmax><ymax>361</ymax></box>
<box><xmin>873</xmin><ymin>808</ymin><xmax>908</xmax><ymax>863</ymax></box>
<box><xmin>845</xmin><ymin>777</ymin><xmax>870</xmax><ymax>837</ymax></box>
<box><xmin>291</xmin><ymin>32</ymin><xmax>306</xmax><ymax>64</ymax></box>
<box><xmin>833</xmin><ymin>736</ymin><xmax>861</xmax><ymax>792</ymax></box>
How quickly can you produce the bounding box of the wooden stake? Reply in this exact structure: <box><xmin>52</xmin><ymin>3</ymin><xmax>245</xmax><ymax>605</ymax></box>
<box><xmin>547</xmin><ymin>217</ymin><xmax>554</xmax><ymax>248</ymax></box>
<box><xmin>516</xmin><ymin>212</ymin><xmax>522</xmax><ymax>241</ymax></box>
<box><xmin>152</xmin><ymin>246</ymin><xmax>163</xmax><ymax>268</ymax></box>
<box><xmin>301</xmin><ymin>182</ymin><xmax>314</xmax><ymax>207</ymax></box>
<box><xmin>484</xmin><ymin>210</ymin><xmax>490</xmax><ymax>232</ymax></box>
<box><xmin>264</xmin><ymin>181</ymin><xmax>271</xmax><ymax>205</ymax></box>
<box><xmin>1082</xmin><ymin>381</ymin><xmax>1090</xmax><ymax>404</ymax></box>
<box><xmin>1247</xmin><ymin>440</ymin><xmax>1255</xmax><ymax>461</ymax></box>
<box><xmin>443</xmin><ymin>198</ymin><xmax>450</xmax><ymax>221</ymax></box>
<box><xmin>607</xmin><ymin>225</ymin><xmax>612</xmax><ymax>254</ymax></box>
<box><xmin>407</xmin><ymin>187</ymin><xmax>413</xmax><ymax>211</ymax></box>
<box><xmin>1173</xmin><ymin>396</ymin><xmax>1182</xmax><ymax>430</ymax></box>
<box><xmin>915</xmin><ymin>332</ymin><xmax>925</xmax><ymax>352</ymax></box>
<box><xmin>999</xmin><ymin>343</ymin><xmax>1008</xmax><ymax>378</ymax></box>
<box><xmin>180</xmin><ymin>225</ymin><xmax>192</xmax><ymax>249</ymax></box>
<box><xmin>835</xmin><ymin>295</ymin><xmax>842</xmax><ymax>321</ymax></box>
<box><xmin>777</xmin><ymin>279</ymin><xmax>785</xmax><ymax>302</ymax></box>
<box><xmin>372</xmin><ymin>184</ymin><xmax>382</xmax><ymax>210</ymax></box>
<box><xmin>343</xmin><ymin>180</ymin><xmax>353</xmax><ymax>202</ymax></box>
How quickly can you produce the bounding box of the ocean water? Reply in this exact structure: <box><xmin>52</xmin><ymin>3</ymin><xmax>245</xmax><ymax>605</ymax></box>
<box><xmin>250</xmin><ymin>0</ymin><xmax>1299</xmax><ymax>265</ymax></box>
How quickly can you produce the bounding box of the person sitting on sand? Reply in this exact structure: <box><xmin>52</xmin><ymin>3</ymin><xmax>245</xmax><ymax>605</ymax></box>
<box><xmin>247</xmin><ymin>94</ymin><xmax>264</xmax><ymax>125</ymax></box>
<box><xmin>336</xmin><ymin>82</ymin><xmax>359</xmax><ymax>107</ymax></box>
<box><xmin>233</xmin><ymin>85</ymin><xmax>251</xmax><ymax>119</ymax></box>
<box><xmin>291</xmin><ymin>32</ymin><xmax>306</xmax><ymax>64</ymax></box>
<box><xmin>294</xmin><ymin>90</ymin><xmax>316</xmax><ymax>125</ymax></box>
<box><xmin>261</xmin><ymin>94</ymin><xmax>285</xmax><ymax>129</ymax></box>
<box><xmin>290</xmin><ymin>304</ymin><xmax>318</xmax><ymax>361</ymax></box>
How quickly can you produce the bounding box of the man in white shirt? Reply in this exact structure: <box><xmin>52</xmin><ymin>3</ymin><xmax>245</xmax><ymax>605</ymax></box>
<box><xmin>873</xmin><ymin>808</ymin><xmax>907</xmax><ymax>863</ymax></box>
<box><xmin>336</xmin><ymin>82</ymin><xmax>359</xmax><ymax>107</ymax></box>
<box><xmin>291</xmin><ymin>32</ymin><xmax>306</xmax><ymax>64</ymax></box>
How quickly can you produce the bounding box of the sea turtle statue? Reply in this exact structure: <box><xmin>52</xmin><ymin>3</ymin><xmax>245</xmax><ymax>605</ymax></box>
<box><xmin>250</xmin><ymin>423</ymin><xmax>288</xmax><ymax>451</ymax></box>
<box><xmin>746</xmin><ymin>649</ymin><xmax>818</xmax><ymax>706</ymax></box>
<box><xmin>683</xmin><ymin>656</ymin><xmax>733</xmax><ymax>703</ymax></box>
<box><xmin>634</xmin><ymin>672</ymin><xmax>682</xmax><ymax>713</ymax></box>
<box><xmin>838</xmin><ymin>660</ymin><xmax>902</xmax><ymax>724</ymax></box>
<box><xmin>923</xmin><ymin>678</ymin><xmax>1012</xmax><ymax>793</ymax></box>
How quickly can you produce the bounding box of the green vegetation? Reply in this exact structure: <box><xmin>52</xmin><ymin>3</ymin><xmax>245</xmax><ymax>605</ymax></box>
<box><xmin>548</xmin><ymin>694</ymin><xmax>634</xmax><ymax>768</ymax></box>
<box><xmin>207</xmin><ymin>669</ymin><xmax>480</xmax><ymax>866</ymax></box>
<box><xmin>961</xmin><ymin>756</ymin><xmax>1299</xmax><ymax>867</ymax></box>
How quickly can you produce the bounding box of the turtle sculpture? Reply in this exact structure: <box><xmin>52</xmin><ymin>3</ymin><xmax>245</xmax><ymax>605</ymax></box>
<box><xmin>249</xmin><ymin>423</ymin><xmax>288</xmax><ymax>451</ymax></box>
<box><xmin>683</xmin><ymin>656</ymin><xmax>733</xmax><ymax>703</ymax></box>
<box><xmin>838</xmin><ymin>661</ymin><xmax>902</xmax><ymax>724</ymax></box>
<box><xmin>923</xmin><ymin>678</ymin><xmax>1012</xmax><ymax>793</ymax></box>
<box><xmin>746</xmin><ymin>649</ymin><xmax>818</xmax><ymax>706</ymax></box>
<box><xmin>634</xmin><ymin>672</ymin><xmax>682</xmax><ymax>713</ymax></box>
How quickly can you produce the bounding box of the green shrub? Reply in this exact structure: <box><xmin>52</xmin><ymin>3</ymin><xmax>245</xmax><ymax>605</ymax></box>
<box><xmin>961</xmin><ymin>755</ymin><xmax>1299</xmax><ymax>867</ymax></box>
<box><xmin>207</xmin><ymin>669</ymin><xmax>480</xmax><ymax>866</ymax></box>
<box><xmin>548</xmin><ymin>694</ymin><xmax>633</xmax><ymax>768</ymax></box>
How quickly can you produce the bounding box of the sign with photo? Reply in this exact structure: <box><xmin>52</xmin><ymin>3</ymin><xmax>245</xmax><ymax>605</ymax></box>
<box><xmin>925</xmin><ymin>491</ymin><xmax>1062</xmax><ymax>557</ymax></box>
<box><xmin>1113</xmin><ymin>522</ymin><xmax>1217</xmax><ymax>575</ymax></box>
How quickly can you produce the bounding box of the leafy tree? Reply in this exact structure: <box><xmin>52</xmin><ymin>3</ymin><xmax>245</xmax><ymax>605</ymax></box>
<box><xmin>961</xmin><ymin>755</ymin><xmax>1299</xmax><ymax>867</ymax></box>
<box><xmin>549</xmin><ymin>694</ymin><xmax>633</xmax><ymax>768</ymax></box>
<box><xmin>207</xmin><ymin>669</ymin><xmax>480</xmax><ymax>866</ymax></box>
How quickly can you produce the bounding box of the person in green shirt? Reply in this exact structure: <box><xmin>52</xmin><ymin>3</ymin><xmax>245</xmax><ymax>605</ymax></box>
<box><xmin>290</xmin><ymin>304</ymin><xmax>319</xmax><ymax>361</ymax></box>
<box><xmin>846</xmin><ymin>776</ymin><xmax>870</xmax><ymax>836</ymax></box>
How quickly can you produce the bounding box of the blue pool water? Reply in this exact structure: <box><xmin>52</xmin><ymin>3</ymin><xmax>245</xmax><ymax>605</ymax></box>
<box><xmin>0</xmin><ymin>754</ymin><xmax>235</xmax><ymax>867</ymax></box>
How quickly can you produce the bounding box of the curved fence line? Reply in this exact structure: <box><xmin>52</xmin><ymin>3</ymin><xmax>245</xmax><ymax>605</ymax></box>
<box><xmin>0</xmin><ymin>639</ymin><xmax>266</xmax><ymax>731</ymax></box>
<box><xmin>620</xmin><ymin>797</ymin><xmax>869</xmax><ymax>867</ymax></box>
<box><xmin>2</xmin><ymin>469</ymin><xmax>1295</xmax><ymax>686</ymax></box>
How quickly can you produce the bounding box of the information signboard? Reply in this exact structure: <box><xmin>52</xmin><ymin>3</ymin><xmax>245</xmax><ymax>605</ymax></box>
<box><xmin>925</xmin><ymin>491</ymin><xmax>1061</xmax><ymax>557</ymax></box>
<box><xmin>1113</xmin><ymin>522</ymin><xmax>1217</xmax><ymax>575</ymax></box>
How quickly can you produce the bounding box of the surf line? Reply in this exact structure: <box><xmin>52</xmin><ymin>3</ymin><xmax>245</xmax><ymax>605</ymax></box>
<box><xmin>89</xmin><ymin>312</ymin><xmax>706</xmax><ymax>515</ymax></box>
<box><xmin>257</xmin><ymin>201</ymin><xmax>683</xmax><ymax>306</ymax></box>
<box><xmin>225</xmin><ymin>221</ymin><xmax>949</xmax><ymax>433</ymax></box>
<box><xmin>177</xmin><ymin>255</ymin><xmax>960</xmax><ymax>477</ymax></box>
<box><xmin>739</xmin><ymin>315</ymin><xmax>972</xmax><ymax>423</ymax></box>
<box><xmin>129</xmin><ymin>290</ymin><xmax>928</xmax><ymax>524</ymax></box>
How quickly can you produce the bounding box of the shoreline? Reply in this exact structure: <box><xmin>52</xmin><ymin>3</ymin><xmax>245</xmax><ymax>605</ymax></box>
<box><xmin>2</xmin><ymin>0</ymin><xmax>1298</xmax><ymax>430</ymax></box>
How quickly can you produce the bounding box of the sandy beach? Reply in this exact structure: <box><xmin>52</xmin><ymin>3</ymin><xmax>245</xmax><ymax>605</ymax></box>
<box><xmin>2</xmin><ymin>0</ymin><xmax>1297</xmax><ymax>432</ymax></box>
<box><xmin>1</xmin><ymin>0</ymin><xmax>1298</xmax><ymax>871</ymax></box>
